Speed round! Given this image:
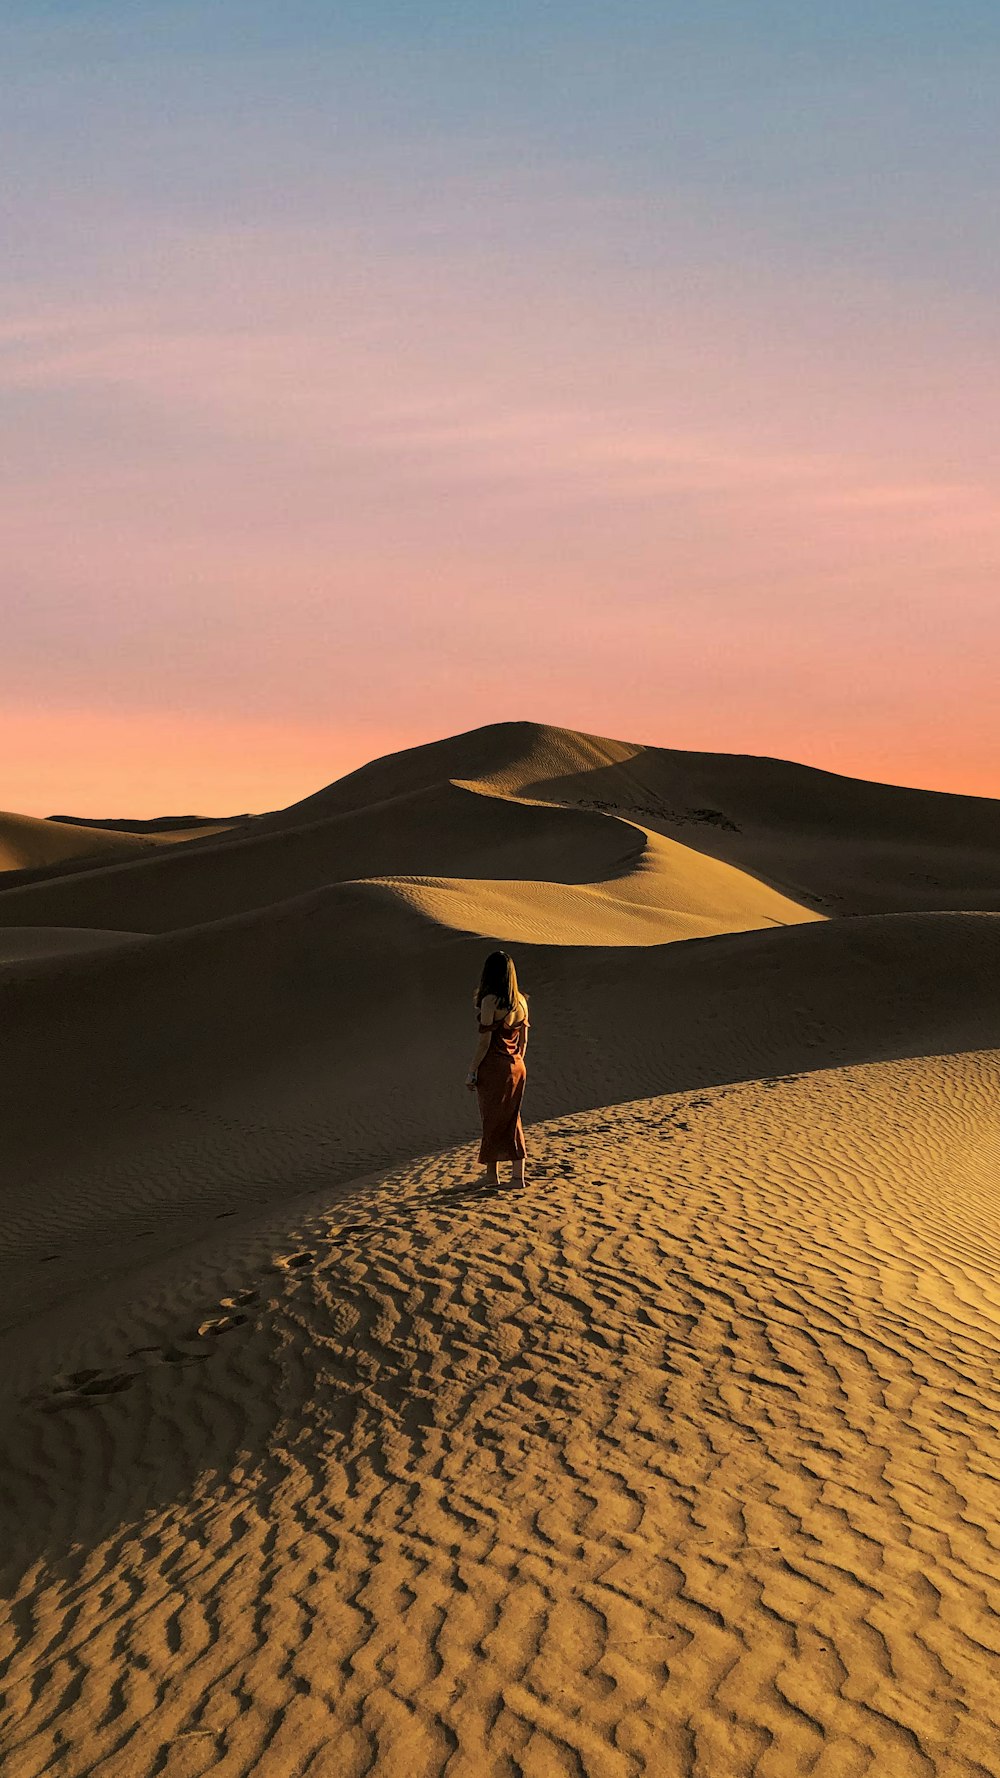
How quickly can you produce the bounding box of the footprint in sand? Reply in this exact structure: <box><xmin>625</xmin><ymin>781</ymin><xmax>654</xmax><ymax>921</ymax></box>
<box><xmin>160</xmin><ymin>1342</ymin><xmax>213</xmax><ymax>1365</ymax></box>
<box><xmin>267</xmin><ymin>1250</ymin><xmax>316</xmax><ymax>1273</ymax></box>
<box><xmin>78</xmin><ymin>1372</ymin><xmax>134</xmax><ymax>1397</ymax></box>
<box><xmin>196</xmin><ymin>1313</ymin><xmax>250</xmax><ymax>1337</ymax></box>
<box><xmin>36</xmin><ymin>1291</ymin><xmax>260</xmax><ymax>1413</ymax></box>
<box><xmin>45</xmin><ymin>1370</ymin><xmax>135</xmax><ymax>1409</ymax></box>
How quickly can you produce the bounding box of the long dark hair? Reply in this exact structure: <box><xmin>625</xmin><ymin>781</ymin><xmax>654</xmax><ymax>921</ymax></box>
<box><xmin>474</xmin><ymin>949</ymin><xmax>523</xmax><ymax>1015</ymax></box>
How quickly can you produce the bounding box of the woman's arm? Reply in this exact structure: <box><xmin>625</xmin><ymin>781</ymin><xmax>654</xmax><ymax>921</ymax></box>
<box><xmin>466</xmin><ymin>995</ymin><xmax>496</xmax><ymax>1085</ymax></box>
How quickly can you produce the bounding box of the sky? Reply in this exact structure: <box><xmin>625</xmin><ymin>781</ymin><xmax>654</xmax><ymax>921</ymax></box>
<box><xmin>3</xmin><ymin>0</ymin><xmax>999</xmax><ymax>814</ymax></box>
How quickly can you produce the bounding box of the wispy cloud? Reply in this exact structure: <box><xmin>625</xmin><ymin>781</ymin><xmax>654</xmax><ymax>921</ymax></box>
<box><xmin>4</xmin><ymin>305</ymin><xmax>996</xmax><ymax>539</ymax></box>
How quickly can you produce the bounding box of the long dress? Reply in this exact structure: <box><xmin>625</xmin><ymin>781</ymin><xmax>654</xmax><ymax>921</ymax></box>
<box><xmin>476</xmin><ymin>1007</ymin><xmax>527</xmax><ymax>1163</ymax></box>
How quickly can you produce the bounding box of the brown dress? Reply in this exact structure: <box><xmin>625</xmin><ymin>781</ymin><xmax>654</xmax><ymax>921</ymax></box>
<box><xmin>476</xmin><ymin>1003</ymin><xmax>528</xmax><ymax>1163</ymax></box>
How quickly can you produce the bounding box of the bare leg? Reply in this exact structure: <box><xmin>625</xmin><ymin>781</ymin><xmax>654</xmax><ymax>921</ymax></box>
<box><xmin>484</xmin><ymin>1162</ymin><xmax>499</xmax><ymax>1186</ymax></box>
<box><xmin>511</xmin><ymin>1151</ymin><xmax>526</xmax><ymax>1187</ymax></box>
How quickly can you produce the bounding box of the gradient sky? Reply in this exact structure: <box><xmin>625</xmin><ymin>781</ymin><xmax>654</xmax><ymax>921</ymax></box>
<box><xmin>3</xmin><ymin>0</ymin><xmax>999</xmax><ymax>814</ymax></box>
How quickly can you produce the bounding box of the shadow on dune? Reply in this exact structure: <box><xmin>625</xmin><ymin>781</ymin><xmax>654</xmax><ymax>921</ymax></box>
<box><xmin>2</xmin><ymin>886</ymin><xmax>999</xmax><ymax>1332</ymax></box>
<box><xmin>517</xmin><ymin>742</ymin><xmax>1000</xmax><ymax>915</ymax></box>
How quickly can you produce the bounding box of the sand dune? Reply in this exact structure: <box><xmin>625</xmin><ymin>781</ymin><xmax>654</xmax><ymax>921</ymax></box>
<box><xmin>0</xmin><ymin>809</ymin><xmax>164</xmax><ymax>874</ymax></box>
<box><xmin>467</xmin><ymin>722</ymin><xmax>1000</xmax><ymax>914</ymax></box>
<box><xmin>2</xmin><ymin>722</ymin><xmax>1000</xmax><ymax>1776</ymax></box>
<box><xmin>264</xmin><ymin>721</ymin><xmax>1000</xmax><ymax>914</ymax></box>
<box><xmin>3</xmin><ymin>722</ymin><xmax>999</xmax><ymax>935</ymax></box>
<box><xmin>379</xmin><ymin>821</ymin><xmax>819</xmax><ymax>945</ymax></box>
<box><xmin>0</xmin><ymin>809</ymin><xmax>232</xmax><ymax>888</ymax></box>
<box><xmin>0</xmin><ymin>925</ymin><xmax>145</xmax><ymax>963</ymax></box>
<box><xmin>48</xmin><ymin>812</ymin><xmax>236</xmax><ymax>834</ymax></box>
<box><xmin>0</xmin><ymin>781</ymin><xmax>662</xmax><ymax>934</ymax></box>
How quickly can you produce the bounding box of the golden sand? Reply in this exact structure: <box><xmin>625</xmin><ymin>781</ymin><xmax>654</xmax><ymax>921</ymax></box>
<box><xmin>2</xmin><ymin>723</ymin><xmax>999</xmax><ymax>1776</ymax></box>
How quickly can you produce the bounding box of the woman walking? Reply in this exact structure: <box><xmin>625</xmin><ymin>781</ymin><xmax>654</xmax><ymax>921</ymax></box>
<box><xmin>465</xmin><ymin>950</ymin><xmax>529</xmax><ymax>1186</ymax></box>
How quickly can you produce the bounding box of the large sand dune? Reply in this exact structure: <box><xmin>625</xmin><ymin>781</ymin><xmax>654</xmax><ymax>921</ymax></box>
<box><xmin>266</xmin><ymin>722</ymin><xmax>1000</xmax><ymax>914</ymax></box>
<box><xmin>2</xmin><ymin>723</ymin><xmax>999</xmax><ymax>1777</ymax></box>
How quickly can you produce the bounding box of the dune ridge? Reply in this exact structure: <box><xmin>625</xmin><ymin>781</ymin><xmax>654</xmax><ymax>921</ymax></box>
<box><xmin>2</xmin><ymin>722</ymin><xmax>999</xmax><ymax>1776</ymax></box>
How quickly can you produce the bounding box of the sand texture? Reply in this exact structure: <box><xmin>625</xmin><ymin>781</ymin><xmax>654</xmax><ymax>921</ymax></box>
<box><xmin>2</xmin><ymin>722</ymin><xmax>999</xmax><ymax>1777</ymax></box>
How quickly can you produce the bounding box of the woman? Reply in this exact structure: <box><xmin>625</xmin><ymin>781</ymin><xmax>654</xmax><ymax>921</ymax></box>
<box><xmin>465</xmin><ymin>950</ymin><xmax>529</xmax><ymax>1186</ymax></box>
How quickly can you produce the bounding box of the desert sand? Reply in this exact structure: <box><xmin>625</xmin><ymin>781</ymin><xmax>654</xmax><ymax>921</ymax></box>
<box><xmin>2</xmin><ymin>722</ymin><xmax>999</xmax><ymax>1777</ymax></box>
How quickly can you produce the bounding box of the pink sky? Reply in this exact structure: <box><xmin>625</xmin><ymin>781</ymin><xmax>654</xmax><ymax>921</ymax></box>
<box><xmin>3</xmin><ymin>10</ymin><xmax>998</xmax><ymax>814</ymax></box>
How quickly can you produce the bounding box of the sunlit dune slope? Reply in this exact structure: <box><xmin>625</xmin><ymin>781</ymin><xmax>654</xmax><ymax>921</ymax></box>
<box><xmin>376</xmin><ymin>818</ymin><xmax>818</xmax><ymax>945</ymax></box>
<box><xmin>2</xmin><ymin>1051</ymin><xmax>999</xmax><ymax>1777</ymax></box>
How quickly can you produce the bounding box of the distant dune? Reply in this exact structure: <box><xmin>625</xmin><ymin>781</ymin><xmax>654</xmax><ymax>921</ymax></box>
<box><xmin>48</xmin><ymin>812</ymin><xmax>242</xmax><ymax>833</ymax></box>
<box><xmin>0</xmin><ymin>808</ymin><xmax>233</xmax><ymax>885</ymax></box>
<box><xmin>2</xmin><ymin>723</ymin><xmax>999</xmax><ymax>1777</ymax></box>
<box><xmin>0</xmin><ymin>808</ymin><xmax>164</xmax><ymax>874</ymax></box>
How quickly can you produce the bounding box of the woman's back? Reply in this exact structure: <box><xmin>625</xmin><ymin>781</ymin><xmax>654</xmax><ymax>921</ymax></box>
<box><xmin>479</xmin><ymin>992</ymin><xmax>528</xmax><ymax>1031</ymax></box>
<box><xmin>468</xmin><ymin>948</ymin><xmax>529</xmax><ymax>1184</ymax></box>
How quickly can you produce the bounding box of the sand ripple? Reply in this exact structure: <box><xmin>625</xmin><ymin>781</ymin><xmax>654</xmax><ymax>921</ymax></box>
<box><xmin>2</xmin><ymin>1053</ymin><xmax>999</xmax><ymax>1776</ymax></box>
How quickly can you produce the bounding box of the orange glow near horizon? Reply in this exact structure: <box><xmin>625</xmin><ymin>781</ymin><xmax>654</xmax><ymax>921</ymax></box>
<box><xmin>3</xmin><ymin>700</ymin><xmax>997</xmax><ymax>823</ymax></box>
<box><xmin>1</xmin><ymin>707</ymin><xmax>418</xmax><ymax>821</ymax></box>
